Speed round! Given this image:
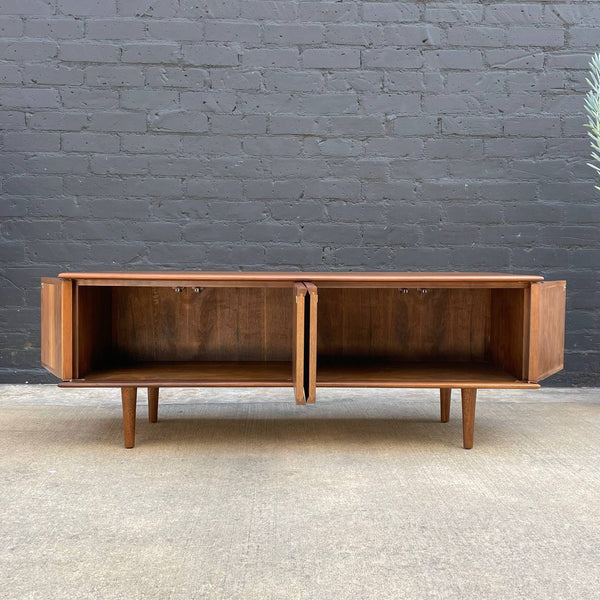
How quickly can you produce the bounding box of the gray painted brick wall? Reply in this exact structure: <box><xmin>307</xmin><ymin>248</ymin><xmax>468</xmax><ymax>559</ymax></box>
<box><xmin>1</xmin><ymin>1</ymin><xmax>599</xmax><ymax>385</ymax></box>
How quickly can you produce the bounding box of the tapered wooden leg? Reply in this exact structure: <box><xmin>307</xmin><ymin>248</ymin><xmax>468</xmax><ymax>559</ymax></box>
<box><xmin>121</xmin><ymin>387</ymin><xmax>137</xmax><ymax>449</ymax></box>
<box><xmin>440</xmin><ymin>388</ymin><xmax>451</xmax><ymax>423</ymax></box>
<box><xmin>461</xmin><ymin>388</ymin><xmax>477</xmax><ymax>450</ymax></box>
<box><xmin>148</xmin><ymin>387</ymin><xmax>159</xmax><ymax>423</ymax></box>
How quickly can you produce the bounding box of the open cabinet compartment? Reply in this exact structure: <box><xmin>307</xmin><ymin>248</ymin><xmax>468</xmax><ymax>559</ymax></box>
<box><xmin>313</xmin><ymin>286</ymin><xmax>540</xmax><ymax>388</ymax></box>
<box><xmin>71</xmin><ymin>284</ymin><xmax>304</xmax><ymax>387</ymax></box>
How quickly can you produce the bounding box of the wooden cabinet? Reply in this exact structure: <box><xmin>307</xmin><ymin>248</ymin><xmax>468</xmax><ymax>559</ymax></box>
<box><xmin>41</xmin><ymin>272</ymin><xmax>566</xmax><ymax>449</ymax></box>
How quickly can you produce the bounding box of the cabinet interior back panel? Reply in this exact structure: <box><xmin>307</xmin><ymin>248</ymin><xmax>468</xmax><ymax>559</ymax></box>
<box><xmin>110</xmin><ymin>287</ymin><xmax>293</xmax><ymax>362</ymax></box>
<box><xmin>317</xmin><ymin>288</ymin><xmax>492</xmax><ymax>362</ymax></box>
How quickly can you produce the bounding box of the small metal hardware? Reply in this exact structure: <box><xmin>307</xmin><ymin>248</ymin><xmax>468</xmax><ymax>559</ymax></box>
<box><xmin>419</xmin><ymin>288</ymin><xmax>429</xmax><ymax>294</ymax></box>
<box><xmin>174</xmin><ymin>287</ymin><xmax>183</xmax><ymax>293</ymax></box>
<box><xmin>399</xmin><ymin>288</ymin><xmax>409</xmax><ymax>294</ymax></box>
<box><xmin>193</xmin><ymin>287</ymin><xmax>202</xmax><ymax>293</ymax></box>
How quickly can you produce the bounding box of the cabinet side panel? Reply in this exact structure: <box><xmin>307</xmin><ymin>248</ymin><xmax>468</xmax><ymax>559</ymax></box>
<box><xmin>529</xmin><ymin>281</ymin><xmax>566</xmax><ymax>382</ymax></box>
<box><xmin>489</xmin><ymin>289</ymin><xmax>526</xmax><ymax>380</ymax></box>
<box><xmin>76</xmin><ymin>286</ymin><xmax>112</xmax><ymax>377</ymax></box>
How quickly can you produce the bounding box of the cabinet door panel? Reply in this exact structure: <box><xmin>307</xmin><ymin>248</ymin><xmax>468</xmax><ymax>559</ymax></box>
<box><xmin>528</xmin><ymin>281</ymin><xmax>566</xmax><ymax>382</ymax></box>
<box><xmin>41</xmin><ymin>278</ymin><xmax>73</xmax><ymax>379</ymax></box>
<box><xmin>292</xmin><ymin>283</ymin><xmax>307</xmax><ymax>404</ymax></box>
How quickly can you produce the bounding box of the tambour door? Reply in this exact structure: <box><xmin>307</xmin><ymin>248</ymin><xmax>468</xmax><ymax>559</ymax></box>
<box><xmin>528</xmin><ymin>281</ymin><xmax>566</xmax><ymax>382</ymax></box>
<box><xmin>41</xmin><ymin>277</ymin><xmax>73</xmax><ymax>379</ymax></box>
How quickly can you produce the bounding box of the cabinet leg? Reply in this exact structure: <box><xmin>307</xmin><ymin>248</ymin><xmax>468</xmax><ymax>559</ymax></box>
<box><xmin>148</xmin><ymin>387</ymin><xmax>159</xmax><ymax>423</ymax></box>
<box><xmin>121</xmin><ymin>387</ymin><xmax>137</xmax><ymax>449</ymax></box>
<box><xmin>440</xmin><ymin>388</ymin><xmax>451</xmax><ymax>423</ymax></box>
<box><xmin>461</xmin><ymin>388</ymin><xmax>477</xmax><ymax>450</ymax></box>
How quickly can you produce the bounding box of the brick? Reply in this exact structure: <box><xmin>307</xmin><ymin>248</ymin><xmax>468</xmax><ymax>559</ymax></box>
<box><xmin>186</xmin><ymin>179</ymin><xmax>242</xmax><ymax>199</ymax></box>
<box><xmin>63</xmin><ymin>133</ymin><xmax>120</xmax><ymax>153</ymax></box>
<box><xmin>442</xmin><ymin>117</ymin><xmax>502</xmax><ymax>136</ymax></box>
<box><xmin>0</xmin><ymin>111</ymin><xmax>26</xmax><ymax>130</ymax></box>
<box><xmin>506</xmin><ymin>27</ymin><xmax>564</xmax><ymax>47</ymax></box>
<box><xmin>58</xmin><ymin>0</ymin><xmax>117</xmax><ymax>16</ymax></box>
<box><xmin>0</xmin><ymin>17</ymin><xmax>24</xmax><ymax>36</ymax></box>
<box><xmin>121</xmin><ymin>134</ymin><xmax>181</xmax><ymax>153</ymax></box>
<box><xmin>23</xmin><ymin>65</ymin><xmax>83</xmax><ymax>86</ymax></box>
<box><xmin>145</xmin><ymin>67</ymin><xmax>210</xmax><ymax>88</ymax></box>
<box><xmin>182</xmin><ymin>222</ymin><xmax>241</xmax><ymax>242</ymax></box>
<box><xmin>27</xmin><ymin>154</ymin><xmax>88</xmax><ymax>174</ymax></box>
<box><xmin>0</xmin><ymin>88</ymin><xmax>60</xmax><ymax>108</ymax></box>
<box><xmin>394</xmin><ymin>116</ymin><xmax>438</xmax><ymax>136</ymax></box>
<box><xmin>328</xmin><ymin>71</ymin><xmax>383</xmax><ymax>92</ymax></box>
<box><xmin>504</xmin><ymin>117</ymin><xmax>561</xmax><ymax>137</ymax></box>
<box><xmin>363</xmin><ymin>3</ymin><xmax>420</xmax><ymax>23</ymax></box>
<box><xmin>243</xmin><ymin>49</ymin><xmax>299</xmax><ymax>68</ymax></box>
<box><xmin>211</xmin><ymin>115</ymin><xmax>266</xmax><ymax>134</ymax></box>
<box><xmin>264</xmin><ymin>71</ymin><xmax>322</xmax><ymax>92</ymax></box>
<box><xmin>183</xmin><ymin>135</ymin><xmax>241</xmax><ymax>155</ymax></box>
<box><xmin>425</xmin><ymin>4</ymin><xmax>483</xmax><ymax>23</ymax></box>
<box><xmin>448</xmin><ymin>26</ymin><xmax>505</xmax><ymax>47</ymax></box>
<box><xmin>178</xmin><ymin>0</ymin><xmax>239</xmax><ymax>18</ymax></box>
<box><xmin>3</xmin><ymin>132</ymin><xmax>60</xmax><ymax>151</ymax></box>
<box><xmin>118</xmin><ymin>0</ymin><xmax>178</xmax><ymax>17</ymax></box>
<box><xmin>0</xmin><ymin>0</ymin><xmax>53</xmax><ymax>15</ymax></box>
<box><xmin>362</xmin><ymin>49</ymin><xmax>423</xmax><ymax>69</ymax></box>
<box><xmin>89</xmin><ymin>111</ymin><xmax>147</xmax><ymax>132</ymax></box>
<box><xmin>485</xmin><ymin>138</ymin><xmax>546</xmax><ymax>158</ymax></box>
<box><xmin>59</xmin><ymin>42</ymin><xmax>120</xmax><ymax>63</ymax></box>
<box><xmin>91</xmin><ymin>155</ymin><xmax>148</xmax><ymax>175</ymax></box>
<box><xmin>359</xmin><ymin>93</ymin><xmax>420</xmax><ymax>115</ymax></box>
<box><xmin>147</xmin><ymin>20</ymin><xmax>204</xmax><ymax>41</ymax></box>
<box><xmin>365</xmin><ymin>138</ymin><xmax>423</xmax><ymax>157</ymax></box>
<box><xmin>28</xmin><ymin>111</ymin><xmax>87</xmax><ymax>131</ymax></box>
<box><xmin>85</xmin><ymin>66</ymin><xmax>144</xmax><ymax>87</ymax></box>
<box><xmin>0</xmin><ymin>41</ymin><xmax>57</xmax><ymax>61</ymax></box>
<box><xmin>383</xmin><ymin>24</ymin><xmax>443</xmax><ymax>46</ymax></box>
<box><xmin>180</xmin><ymin>91</ymin><xmax>236</xmax><ymax>113</ymax></box>
<box><xmin>120</xmin><ymin>90</ymin><xmax>179</xmax><ymax>110</ymax></box>
<box><xmin>299</xmin><ymin>2</ymin><xmax>359</xmax><ymax>22</ymax></box>
<box><xmin>302</xmin><ymin>49</ymin><xmax>360</xmax><ymax>69</ymax></box>
<box><xmin>485</xmin><ymin>4</ymin><xmax>542</xmax><ymax>24</ymax></box>
<box><xmin>300</xmin><ymin>93</ymin><xmax>358</xmax><ymax>115</ymax></box>
<box><xmin>423</xmin><ymin>94</ymin><xmax>481</xmax><ymax>113</ymax></box>
<box><xmin>205</xmin><ymin>21</ymin><xmax>261</xmax><ymax>43</ymax></box>
<box><xmin>86</xmin><ymin>19</ymin><xmax>146</xmax><ymax>39</ymax></box>
<box><xmin>211</xmin><ymin>69</ymin><xmax>262</xmax><ymax>90</ymax></box>
<box><xmin>426</xmin><ymin>139</ymin><xmax>485</xmax><ymax>159</ymax></box>
<box><xmin>26</xmin><ymin>15</ymin><xmax>85</xmax><ymax>38</ymax></box>
<box><xmin>270</xmin><ymin>116</ymin><xmax>324</xmax><ymax>135</ymax></box>
<box><xmin>148</xmin><ymin>110</ymin><xmax>208</xmax><ymax>132</ymax></box>
<box><xmin>304</xmin><ymin>138</ymin><xmax>363</xmax><ymax>157</ymax></box>
<box><xmin>327</xmin><ymin>116</ymin><xmax>385</xmax><ymax>136</ymax></box>
<box><xmin>422</xmin><ymin>50</ymin><xmax>483</xmax><ymax>70</ymax></box>
<box><xmin>61</xmin><ymin>88</ymin><xmax>119</xmax><ymax>109</ymax></box>
<box><xmin>4</xmin><ymin>175</ymin><xmax>63</xmax><ymax>195</ymax></box>
<box><xmin>242</xmin><ymin>136</ymin><xmax>302</xmax><ymax>157</ymax></box>
<box><xmin>0</xmin><ymin>65</ymin><xmax>21</xmax><ymax>84</ymax></box>
<box><xmin>264</xmin><ymin>24</ymin><xmax>325</xmax><ymax>45</ymax></box>
<box><xmin>486</xmin><ymin>50</ymin><xmax>544</xmax><ymax>70</ymax></box>
<box><xmin>122</xmin><ymin>43</ymin><xmax>181</xmax><ymax>64</ymax></box>
<box><xmin>183</xmin><ymin>45</ymin><xmax>239</xmax><ymax>66</ymax></box>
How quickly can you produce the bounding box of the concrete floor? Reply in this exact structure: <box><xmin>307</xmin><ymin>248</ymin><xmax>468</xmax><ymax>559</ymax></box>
<box><xmin>0</xmin><ymin>385</ymin><xmax>598</xmax><ymax>599</ymax></box>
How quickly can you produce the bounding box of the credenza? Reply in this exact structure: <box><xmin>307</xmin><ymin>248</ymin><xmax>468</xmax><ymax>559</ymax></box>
<box><xmin>41</xmin><ymin>272</ymin><xmax>566</xmax><ymax>449</ymax></box>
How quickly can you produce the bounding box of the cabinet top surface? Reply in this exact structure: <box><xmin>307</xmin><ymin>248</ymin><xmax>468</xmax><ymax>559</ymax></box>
<box><xmin>58</xmin><ymin>271</ymin><xmax>544</xmax><ymax>282</ymax></box>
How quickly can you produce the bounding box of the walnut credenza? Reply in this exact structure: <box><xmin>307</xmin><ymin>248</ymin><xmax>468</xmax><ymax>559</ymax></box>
<box><xmin>41</xmin><ymin>272</ymin><xmax>566</xmax><ymax>449</ymax></box>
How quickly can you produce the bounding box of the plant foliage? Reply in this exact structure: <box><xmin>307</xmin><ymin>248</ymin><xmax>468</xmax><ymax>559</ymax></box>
<box><xmin>584</xmin><ymin>53</ymin><xmax>600</xmax><ymax>191</ymax></box>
